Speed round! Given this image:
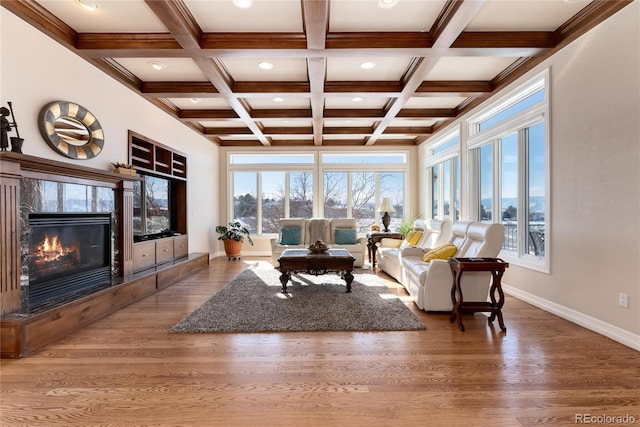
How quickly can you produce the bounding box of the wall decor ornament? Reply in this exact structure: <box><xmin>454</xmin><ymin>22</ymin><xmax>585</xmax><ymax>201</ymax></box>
<box><xmin>1</xmin><ymin>101</ymin><xmax>23</xmax><ymax>153</ymax></box>
<box><xmin>38</xmin><ymin>101</ymin><xmax>104</xmax><ymax>159</ymax></box>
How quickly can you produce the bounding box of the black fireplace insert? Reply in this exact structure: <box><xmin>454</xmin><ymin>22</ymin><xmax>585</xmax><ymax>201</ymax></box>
<box><xmin>28</xmin><ymin>213</ymin><xmax>112</xmax><ymax>309</ymax></box>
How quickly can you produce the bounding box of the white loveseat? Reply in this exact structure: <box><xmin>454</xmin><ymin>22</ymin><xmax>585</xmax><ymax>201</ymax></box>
<box><xmin>270</xmin><ymin>218</ymin><xmax>367</xmax><ymax>267</ymax></box>
<box><xmin>377</xmin><ymin>219</ymin><xmax>451</xmax><ymax>283</ymax></box>
<box><xmin>401</xmin><ymin>222</ymin><xmax>505</xmax><ymax>311</ymax></box>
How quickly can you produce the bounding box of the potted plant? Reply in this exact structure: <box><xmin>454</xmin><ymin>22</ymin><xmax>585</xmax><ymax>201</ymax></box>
<box><xmin>396</xmin><ymin>218</ymin><xmax>414</xmax><ymax>237</ymax></box>
<box><xmin>216</xmin><ymin>221</ymin><xmax>254</xmax><ymax>259</ymax></box>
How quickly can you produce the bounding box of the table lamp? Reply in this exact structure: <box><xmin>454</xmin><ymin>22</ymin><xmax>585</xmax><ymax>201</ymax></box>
<box><xmin>378</xmin><ymin>196</ymin><xmax>396</xmax><ymax>232</ymax></box>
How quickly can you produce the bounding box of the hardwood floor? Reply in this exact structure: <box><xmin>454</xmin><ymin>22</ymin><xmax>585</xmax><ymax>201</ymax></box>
<box><xmin>1</xmin><ymin>257</ymin><xmax>638</xmax><ymax>427</ymax></box>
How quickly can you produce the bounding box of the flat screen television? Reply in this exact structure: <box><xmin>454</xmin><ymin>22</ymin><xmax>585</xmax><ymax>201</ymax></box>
<box><xmin>133</xmin><ymin>174</ymin><xmax>178</xmax><ymax>242</ymax></box>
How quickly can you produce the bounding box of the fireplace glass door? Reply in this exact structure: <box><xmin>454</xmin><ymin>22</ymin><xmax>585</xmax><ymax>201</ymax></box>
<box><xmin>28</xmin><ymin>213</ymin><xmax>112</xmax><ymax>308</ymax></box>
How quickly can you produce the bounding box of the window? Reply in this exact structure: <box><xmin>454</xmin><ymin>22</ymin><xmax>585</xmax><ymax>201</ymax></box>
<box><xmin>133</xmin><ymin>175</ymin><xmax>171</xmax><ymax>236</ymax></box>
<box><xmin>468</xmin><ymin>71</ymin><xmax>548</xmax><ymax>269</ymax></box>
<box><xmin>322</xmin><ymin>170</ymin><xmax>404</xmax><ymax>232</ymax></box>
<box><xmin>228</xmin><ymin>151</ymin><xmax>408</xmax><ymax>235</ymax></box>
<box><xmin>479</xmin><ymin>143</ymin><xmax>493</xmax><ymax>222</ymax></box>
<box><xmin>425</xmin><ymin>131</ymin><xmax>460</xmax><ymax>222</ymax></box>
<box><xmin>232</xmin><ymin>170</ymin><xmax>313</xmax><ymax>234</ymax></box>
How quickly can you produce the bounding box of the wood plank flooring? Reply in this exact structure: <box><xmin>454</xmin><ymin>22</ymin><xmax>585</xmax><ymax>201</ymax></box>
<box><xmin>1</xmin><ymin>257</ymin><xmax>638</xmax><ymax>427</ymax></box>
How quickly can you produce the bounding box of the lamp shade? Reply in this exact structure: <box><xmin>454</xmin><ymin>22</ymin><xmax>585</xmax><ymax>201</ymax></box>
<box><xmin>378</xmin><ymin>196</ymin><xmax>396</xmax><ymax>213</ymax></box>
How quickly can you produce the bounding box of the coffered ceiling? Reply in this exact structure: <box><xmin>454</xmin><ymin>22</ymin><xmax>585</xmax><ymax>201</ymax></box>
<box><xmin>2</xmin><ymin>0</ymin><xmax>632</xmax><ymax>147</ymax></box>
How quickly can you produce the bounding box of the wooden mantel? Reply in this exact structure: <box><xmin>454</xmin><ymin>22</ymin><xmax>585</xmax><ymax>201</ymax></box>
<box><xmin>0</xmin><ymin>151</ymin><xmax>140</xmax><ymax>315</ymax></box>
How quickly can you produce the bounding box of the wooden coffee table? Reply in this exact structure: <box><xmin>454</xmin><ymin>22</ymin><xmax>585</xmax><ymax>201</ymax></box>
<box><xmin>277</xmin><ymin>248</ymin><xmax>356</xmax><ymax>293</ymax></box>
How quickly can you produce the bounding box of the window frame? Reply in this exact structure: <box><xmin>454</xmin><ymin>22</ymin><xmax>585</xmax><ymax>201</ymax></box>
<box><xmin>424</xmin><ymin>127</ymin><xmax>461</xmax><ymax>222</ymax></box>
<box><xmin>467</xmin><ymin>70</ymin><xmax>550</xmax><ymax>273</ymax></box>
<box><xmin>226</xmin><ymin>150</ymin><xmax>410</xmax><ymax>236</ymax></box>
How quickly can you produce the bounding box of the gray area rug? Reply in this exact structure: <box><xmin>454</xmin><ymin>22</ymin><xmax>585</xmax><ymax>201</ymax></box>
<box><xmin>171</xmin><ymin>268</ymin><xmax>425</xmax><ymax>333</ymax></box>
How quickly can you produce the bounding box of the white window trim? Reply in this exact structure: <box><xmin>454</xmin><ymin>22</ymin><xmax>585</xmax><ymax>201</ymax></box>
<box><xmin>424</xmin><ymin>126</ymin><xmax>461</xmax><ymax>220</ymax></box>
<box><xmin>466</xmin><ymin>69</ymin><xmax>550</xmax><ymax>273</ymax></box>
<box><xmin>226</xmin><ymin>149</ymin><xmax>411</xmax><ymax>235</ymax></box>
<box><xmin>468</xmin><ymin>69</ymin><xmax>548</xmax><ymax>138</ymax></box>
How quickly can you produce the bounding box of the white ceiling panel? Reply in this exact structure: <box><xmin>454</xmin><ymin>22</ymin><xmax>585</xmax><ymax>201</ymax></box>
<box><xmin>220</xmin><ymin>58</ymin><xmax>308</xmax><ymax>81</ymax></box>
<box><xmin>326</xmin><ymin>57</ymin><xmax>410</xmax><ymax>81</ymax></box>
<box><xmin>325</xmin><ymin>120</ymin><xmax>376</xmax><ymax>128</ymax></box>
<box><xmin>426</xmin><ymin>57</ymin><xmax>519</xmax><ymax>81</ymax></box>
<box><xmin>330</xmin><ymin>0</ymin><xmax>446</xmax><ymax>32</ymax></box>
<box><xmin>244</xmin><ymin>97</ymin><xmax>310</xmax><ymax>109</ymax></box>
<box><xmin>114</xmin><ymin>58</ymin><xmax>209</xmax><ymax>82</ymax></box>
<box><xmin>185</xmin><ymin>0</ymin><xmax>303</xmax><ymax>32</ymax></box>
<box><xmin>199</xmin><ymin>121</ymin><xmax>248</xmax><ymax>128</ymax></box>
<box><xmin>168</xmin><ymin>98</ymin><xmax>232</xmax><ymax>109</ymax></box>
<box><xmin>325</xmin><ymin>97</ymin><xmax>390</xmax><ymax>109</ymax></box>
<box><xmin>467</xmin><ymin>0</ymin><xmax>589</xmax><ymax>31</ymax></box>
<box><xmin>37</xmin><ymin>0</ymin><xmax>167</xmax><ymax>32</ymax></box>
<box><xmin>260</xmin><ymin>120</ymin><xmax>313</xmax><ymax>127</ymax></box>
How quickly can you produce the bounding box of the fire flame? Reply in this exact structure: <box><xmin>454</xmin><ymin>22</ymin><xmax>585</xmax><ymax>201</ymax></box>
<box><xmin>37</xmin><ymin>234</ymin><xmax>71</xmax><ymax>261</ymax></box>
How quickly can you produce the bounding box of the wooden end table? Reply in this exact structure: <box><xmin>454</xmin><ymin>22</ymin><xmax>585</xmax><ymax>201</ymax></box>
<box><xmin>366</xmin><ymin>232</ymin><xmax>403</xmax><ymax>268</ymax></box>
<box><xmin>448</xmin><ymin>257</ymin><xmax>509</xmax><ymax>332</ymax></box>
<box><xmin>277</xmin><ymin>248</ymin><xmax>356</xmax><ymax>294</ymax></box>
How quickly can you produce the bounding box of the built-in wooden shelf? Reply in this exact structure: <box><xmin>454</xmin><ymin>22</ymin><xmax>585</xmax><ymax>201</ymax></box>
<box><xmin>129</xmin><ymin>130</ymin><xmax>187</xmax><ymax>180</ymax></box>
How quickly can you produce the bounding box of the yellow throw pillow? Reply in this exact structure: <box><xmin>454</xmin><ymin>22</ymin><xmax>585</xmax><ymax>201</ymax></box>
<box><xmin>401</xmin><ymin>230</ymin><xmax>423</xmax><ymax>246</ymax></box>
<box><xmin>401</xmin><ymin>231</ymin><xmax>417</xmax><ymax>246</ymax></box>
<box><xmin>408</xmin><ymin>231</ymin><xmax>423</xmax><ymax>246</ymax></box>
<box><xmin>422</xmin><ymin>244</ymin><xmax>457</xmax><ymax>262</ymax></box>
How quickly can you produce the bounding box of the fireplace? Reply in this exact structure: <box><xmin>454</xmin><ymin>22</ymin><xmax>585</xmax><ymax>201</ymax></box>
<box><xmin>27</xmin><ymin>213</ymin><xmax>112</xmax><ymax>309</ymax></box>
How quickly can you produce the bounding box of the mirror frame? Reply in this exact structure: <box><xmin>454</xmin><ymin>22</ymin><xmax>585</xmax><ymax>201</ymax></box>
<box><xmin>38</xmin><ymin>101</ymin><xmax>104</xmax><ymax>159</ymax></box>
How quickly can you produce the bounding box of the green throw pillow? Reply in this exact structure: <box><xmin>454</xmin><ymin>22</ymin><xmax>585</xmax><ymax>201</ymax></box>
<box><xmin>280</xmin><ymin>227</ymin><xmax>301</xmax><ymax>245</ymax></box>
<box><xmin>335</xmin><ymin>228</ymin><xmax>357</xmax><ymax>245</ymax></box>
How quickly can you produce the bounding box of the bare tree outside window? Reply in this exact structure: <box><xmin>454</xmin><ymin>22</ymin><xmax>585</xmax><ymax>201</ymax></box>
<box><xmin>262</xmin><ymin>171</ymin><xmax>285</xmax><ymax>233</ymax></box>
<box><xmin>323</xmin><ymin>171</ymin><xmax>347</xmax><ymax>218</ymax></box>
<box><xmin>351</xmin><ymin>171</ymin><xmax>376</xmax><ymax>228</ymax></box>
<box><xmin>290</xmin><ymin>171</ymin><xmax>314</xmax><ymax>218</ymax></box>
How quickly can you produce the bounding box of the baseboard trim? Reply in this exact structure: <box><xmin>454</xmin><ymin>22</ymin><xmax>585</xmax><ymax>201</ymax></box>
<box><xmin>503</xmin><ymin>284</ymin><xmax>640</xmax><ymax>352</ymax></box>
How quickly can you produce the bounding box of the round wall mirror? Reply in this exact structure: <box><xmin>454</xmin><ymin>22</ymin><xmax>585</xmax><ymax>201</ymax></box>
<box><xmin>38</xmin><ymin>101</ymin><xmax>104</xmax><ymax>159</ymax></box>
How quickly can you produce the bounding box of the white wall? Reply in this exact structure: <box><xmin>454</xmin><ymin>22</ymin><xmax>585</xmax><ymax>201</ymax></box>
<box><xmin>419</xmin><ymin>3</ymin><xmax>640</xmax><ymax>349</ymax></box>
<box><xmin>0</xmin><ymin>9</ymin><xmax>219</xmax><ymax>255</ymax></box>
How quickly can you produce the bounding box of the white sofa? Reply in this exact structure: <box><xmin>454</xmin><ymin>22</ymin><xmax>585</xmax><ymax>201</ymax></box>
<box><xmin>401</xmin><ymin>222</ymin><xmax>505</xmax><ymax>311</ymax></box>
<box><xmin>377</xmin><ymin>219</ymin><xmax>451</xmax><ymax>283</ymax></box>
<box><xmin>270</xmin><ymin>218</ymin><xmax>367</xmax><ymax>267</ymax></box>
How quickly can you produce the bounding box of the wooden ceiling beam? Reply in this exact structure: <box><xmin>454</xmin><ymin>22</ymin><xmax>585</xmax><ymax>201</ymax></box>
<box><xmin>302</xmin><ymin>0</ymin><xmax>330</xmax><ymax>146</ymax></box>
<box><xmin>366</xmin><ymin>0</ymin><xmax>486</xmax><ymax>146</ymax></box>
<box><xmin>144</xmin><ymin>0</ymin><xmax>270</xmax><ymax>146</ymax></box>
<box><xmin>179</xmin><ymin>110</ymin><xmax>239</xmax><ymax>120</ymax></box>
<box><xmin>76</xmin><ymin>31</ymin><xmax>552</xmax><ymax>58</ymax></box>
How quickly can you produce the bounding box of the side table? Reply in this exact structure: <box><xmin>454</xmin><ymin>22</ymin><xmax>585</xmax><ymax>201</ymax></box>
<box><xmin>448</xmin><ymin>257</ymin><xmax>509</xmax><ymax>332</ymax></box>
<box><xmin>366</xmin><ymin>232</ymin><xmax>403</xmax><ymax>268</ymax></box>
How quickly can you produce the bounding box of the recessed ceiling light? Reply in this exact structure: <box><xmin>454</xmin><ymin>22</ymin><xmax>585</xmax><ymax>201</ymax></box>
<box><xmin>352</xmin><ymin>97</ymin><xmax>363</xmax><ymax>102</ymax></box>
<box><xmin>190</xmin><ymin>98</ymin><xmax>201</xmax><ymax>104</ymax></box>
<box><xmin>258</xmin><ymin>61</ymin><xmax>274</xmax><ymax>70</ymax></box>
<box><xmin>76</xmin><ymin>0</ymin><xmax>100</xmax><ymax>11</ymax></box>
<box><xmin>273</xmin><ymin>97</ymin><xmax>284</xmax><ymax>102</ymax></box>
<box><xmin>233</xmin><ymin>0</ymin><xmax>253</xmax><ymax>9</ymax></box>
<box><xmin>378</xmin><ymin>0</ymin><xmax>398</xmax><ymax>9</ymax></box>
<box><xmin>148</xmin><ymin>61</ymin><xmax>166</xmax><ymax>71</ymax></box>
<box><xmin>360</xmin><ymin>61</ymin><xmax>375</xmax><ymax>70</ymax></box>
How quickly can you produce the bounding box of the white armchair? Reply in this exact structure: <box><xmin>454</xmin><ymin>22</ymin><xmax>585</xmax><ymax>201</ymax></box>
<box><xmin>401</xmin><ymin>222</ymin><xmax>505</xmax><ymax>311</ymax></box>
